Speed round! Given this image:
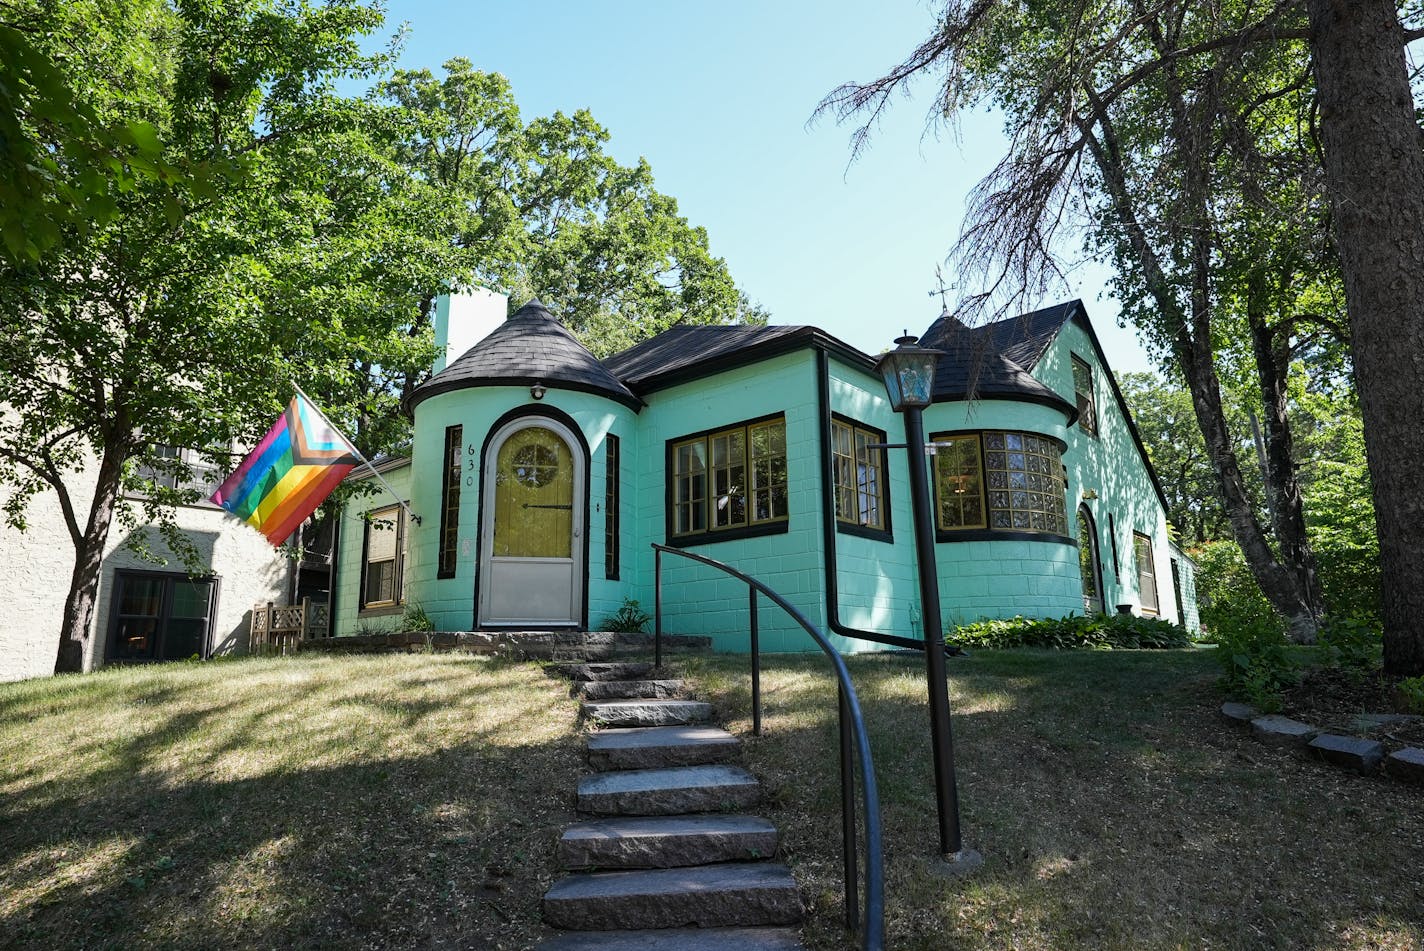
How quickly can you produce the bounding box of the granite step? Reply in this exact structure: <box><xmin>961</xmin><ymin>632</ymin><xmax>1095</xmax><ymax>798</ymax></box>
<box><xmin>549</xmin><ymin>662</ymin><xmax>657</xmax><ymax>682</ymax></box>
<box><xmin>587</xmin><ymin>725</ymin><xmax>741</xmax><ymax>771</ymax></box>
<box><xmin>575</xmin><ymin>679</ymin><xmax>684</xmax><ymax>701</ymax></box>
<box><xmin>577</xmin><ymin>765</ymin><xmax>761</xmax><ymax>816</ymax></box>
<box><xmin>558</xmin><ymin>814</ymin><xmax>779</xmax><ymax>870</ymax></box>
<box><xmin>582</xmin><ymin>699</ymin><xmax>712</xmax><ymax>728</ymax></box>
<box><xmin>534</xmin><ymin>927</ymin><xmax>804</xmax><ymax>950</ymax></box>
<box><xmin>542</xmin><ymin>863</ymin><xmax>803</xmax><ymax>931</ymax></box>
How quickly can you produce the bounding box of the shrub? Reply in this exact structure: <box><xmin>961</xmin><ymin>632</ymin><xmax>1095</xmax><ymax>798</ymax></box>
<box><xmin>601</xmin><ymin>598</ymin><xmax>652</xmax><ymax>633</ymax></box>
<box><xmin>401</xmin><ymin>603</ymin><xmax>436</xmax><ymax>633</ymax></box>
<box><xmin>944</xmin><ymin>612</ymin><xmax>1191</xmax><ymax>651</ymax></box>
<box><xmin>1317</xmin><ymin>615</ymin><xmax>1381</xmax><ymax>676</ymax></box>
<box><xmin>1397</xmin><ymin>676</ymin><xmax>1424</xmax><ymax>715</ymax></box>
<box><xmin>1214</xmin><ymin>618</ymin><xmax>1297</xmax><ymax>712</ymax></box>
<box><xmin>1192</xmin><ymin>540</ymin><xmax>1281</xmax><ymax>636</ymax></box>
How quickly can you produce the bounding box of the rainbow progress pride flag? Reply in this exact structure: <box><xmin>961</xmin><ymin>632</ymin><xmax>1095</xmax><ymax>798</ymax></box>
<box><xmin>211</xmin><ymin>395</ymin><xmax>358</xmax><ymax>546</ymax></box>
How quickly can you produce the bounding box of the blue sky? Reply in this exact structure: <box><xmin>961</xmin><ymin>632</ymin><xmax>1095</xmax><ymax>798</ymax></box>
<box><xmin>377</xmin><ymin>0</ymin><xmax>1155</xmax><ymax>374</ymax></box>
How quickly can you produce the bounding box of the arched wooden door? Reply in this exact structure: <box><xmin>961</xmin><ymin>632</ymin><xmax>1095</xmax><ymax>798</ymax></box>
<box><xmin>478</xmin><ymin>418</ymin><xmax>584</xmax><ymax>626</ymax></box>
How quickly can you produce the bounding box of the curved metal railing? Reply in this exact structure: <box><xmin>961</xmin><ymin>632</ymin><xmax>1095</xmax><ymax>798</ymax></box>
<box><xmin>651</xmin><ymin>543</ymin><xmax>885</xmax><ymax>951</ymax></box>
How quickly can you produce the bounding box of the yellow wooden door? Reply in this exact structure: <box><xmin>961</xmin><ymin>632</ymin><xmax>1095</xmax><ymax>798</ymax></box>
<box><xmin>493</xmin><ymin>427</ymin><xmax>574</xmax><ymax>558</ymax></box>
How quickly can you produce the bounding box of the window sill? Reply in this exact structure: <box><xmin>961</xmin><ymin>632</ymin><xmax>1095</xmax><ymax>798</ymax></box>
<box><xmin>358</xmin><ymin>604</ymin><xmax>404</xmax><ymax>618</ymax></box>
<box><xmin>934</xmin><ymin>529</ymin><xmax>1074</xmax><ymax>546</ymax></box>
<box><xmin>835</xmin><ymin>522</ymin><xmax>893</xmax><ymax>544</ymax></box>
<box><xmin>668</xmin><ymin>521</ymin><xmax>790</xmax><ymax>548</ymax></box>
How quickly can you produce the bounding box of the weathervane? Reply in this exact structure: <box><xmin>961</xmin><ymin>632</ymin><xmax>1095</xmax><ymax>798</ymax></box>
<box><xmin>927</xmin><ymin>264</ymin><xmax>956</xmax><ymax>311</ymax></box>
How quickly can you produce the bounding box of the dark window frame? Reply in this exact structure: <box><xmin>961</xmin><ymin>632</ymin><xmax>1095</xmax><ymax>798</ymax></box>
<box><xmin>359</xmin><ymin>503</ymin><xmax>406</xmax><ymax>615</ymax></box>
<box><xmin>605</xmin><ymin>433</ymin><xmax>620</xmax><ymax>580</ymax></box>
<box><xmin>664</xmin><ymin>412</ymin><xmax>790</xmax><ymax>548</ymax></box>
<box><xmin>437</xmin><ymin>425</ymin><xmax>463</xmax><ymax>579</ymax></box>
<box><xmin>1134</xmin><ymin>531</ymin><xmax>1160</xmax><ymax>615</ymax></box>
<box><xmin>106</xmin><ymin>569</ymin><xmax>219</xmax><ymax>663</ymax></box>
<box><xmin>930</xmin><ymin>428</ymin><xmax>1072</xmax><ymax>543</ymax></box>
<box><xmin>830</xmin><ymin>413</ymin><xmax>893</xmax><ymax>543</ymax></box>
<box><xmin>1077</xmin><ymin>504</ymin><xmax>1104</xmax><ymax>614</ymax></box>
<box><xmin>1071</xmin><ymin>353</ymin><xmax>1099</xmax><ymax>437</ymax></box>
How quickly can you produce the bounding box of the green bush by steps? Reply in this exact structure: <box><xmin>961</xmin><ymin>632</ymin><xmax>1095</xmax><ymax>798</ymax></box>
<box><xmin>945</xmin><ymin>613</ymin><xmax>1192</xmax><ymax>651</ymax></box>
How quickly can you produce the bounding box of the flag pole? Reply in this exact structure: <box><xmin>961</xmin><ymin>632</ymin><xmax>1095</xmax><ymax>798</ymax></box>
<box><xmin>289</xmin><ymin>382</ymin><xmax>422</xmax><ymax>526</ymax></box>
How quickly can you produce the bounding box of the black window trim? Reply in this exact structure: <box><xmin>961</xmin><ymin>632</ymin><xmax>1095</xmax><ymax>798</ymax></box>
<box><xmin>663</xmin><ymin>411</ymin><xmax>790</xmax><ymax>548</ymax></box>
<box><xmin>437</xmin><ymin>424</ymin><xmax>463</xmax><ymax>580</ymax></box>
<box><xmin>1071</xmin><ymin>352</ymin><xmax>1099</xmax><ymax>438</ymax></box>
<box><xmin>930</xmin><ymin>427</ymin><xmax>1073</xmax><ymax>545</ymax></box>
<box><xmin>105</xmin><ymin>568</ymin><xmax>220</xmax><ymax>664</ymax></box>
<box><xmin>829</xmin><ymin>412</ymin><xmax>893</xmax><ymax>543</ymax></box>
<box><xmin>605</xmin><ymin>433</ymin><xmax>620</xmax><ymax>580</ymax></box>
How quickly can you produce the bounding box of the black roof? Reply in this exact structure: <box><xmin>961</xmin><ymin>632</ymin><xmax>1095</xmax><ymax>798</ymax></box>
<box><xmin>602</xmin><ymin>325</ymin><xmax>830</xmax><ymax>393</ymax></box>
<box><xmin>411</xmin><ymin>300</ymin><xmax>642</xmax><ymax>410</ymax></box>
<box><xmin>919</xmin><ymin>309</ymin><xmax>1077</xmax><ymax>419</ymax></box>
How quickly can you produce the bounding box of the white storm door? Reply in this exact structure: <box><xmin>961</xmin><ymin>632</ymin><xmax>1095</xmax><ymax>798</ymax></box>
<box><xmin>479</xmin><ymin>420</ymin><xmax>583</xmax><ymax>625</ymax></box>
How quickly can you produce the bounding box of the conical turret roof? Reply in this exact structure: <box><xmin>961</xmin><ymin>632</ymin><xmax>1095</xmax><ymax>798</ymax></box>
<box><xmin>411</xmin><ymin>300</ymin><xmax>642</xmax><ymax>410</ymax></box>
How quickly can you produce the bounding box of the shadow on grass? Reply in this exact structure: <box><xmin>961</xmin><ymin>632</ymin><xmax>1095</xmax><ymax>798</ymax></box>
<box><xmin>0</xmin><ymin>655</ymin><xmax>583</xmax><ymax>951</ymax></box>
<box><xmin>695</xmin><ymin>650</ymin><xmax>1424</xmax><ymax>951</ymax></box>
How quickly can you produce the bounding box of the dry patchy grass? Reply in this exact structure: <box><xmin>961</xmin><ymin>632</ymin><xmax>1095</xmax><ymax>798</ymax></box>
<box><xmin>685</xmin><ymin>649</ymin><xmax>1424</xmax><ymax>951</ymax></box>
<box><xmin>0</xmin><ymin>653</ymin><xmax>584</xmax><ymax>949</ymax></box>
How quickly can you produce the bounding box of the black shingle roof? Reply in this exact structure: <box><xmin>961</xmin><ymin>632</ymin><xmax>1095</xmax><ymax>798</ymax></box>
<box><xmin>411</xmin><ymin>300</ymin><xmax>642</xmax><ymax>410</ymax></box>
<box><xmin>919</xmin><ymin>309</ymin><xmax>1077</xmax><ymax>418</ymax></box>
<box><xmin>603</xmin><ymin>324</ymin><xmax>832</xmax><ymax>393</ymax></box>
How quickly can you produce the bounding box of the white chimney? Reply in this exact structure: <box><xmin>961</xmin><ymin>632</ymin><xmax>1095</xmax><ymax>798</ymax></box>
<box><xmin>432</xmin><ymin>288</ymin><xmax>508</xmax><ymax>373</ymax></box>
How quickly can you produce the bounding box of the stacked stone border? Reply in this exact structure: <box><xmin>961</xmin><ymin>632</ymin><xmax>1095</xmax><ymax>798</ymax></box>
<box><xmin>293</xmin><ymin>630</ymin><xmax>711</xmax><ymax>660</ymax></box>
<box><xmin>1220</xmin><ymin>702</ymin><xmax>1424</xmax><ymax>784</ymax></box>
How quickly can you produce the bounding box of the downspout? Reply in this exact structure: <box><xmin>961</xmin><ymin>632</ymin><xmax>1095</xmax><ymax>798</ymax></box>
<box><xmin>815</xmin><ymin>346</ymin><xmax>928</xmax><ymax>652</ymax></box>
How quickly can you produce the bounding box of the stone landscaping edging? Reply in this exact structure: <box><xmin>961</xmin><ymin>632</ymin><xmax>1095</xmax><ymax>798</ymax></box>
<box><xmin>1219</xmin><ymin>701</ymin><xmax>1424</xmax><ymax>785</ymax></box>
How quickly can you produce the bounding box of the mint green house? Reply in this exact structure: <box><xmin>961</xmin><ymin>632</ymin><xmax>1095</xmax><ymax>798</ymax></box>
<box><xmin>330</xmin><ymin>297</ymin><xmax>1197</xmax><ymax>651</ymax></box>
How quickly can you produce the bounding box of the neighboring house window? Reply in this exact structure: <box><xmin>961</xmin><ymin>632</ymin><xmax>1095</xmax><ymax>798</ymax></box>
<box><xmin>437</xmin><ymin>426</ymin><xmax>462</xmax><ymax>579</ymax></box>
<box><xmin>1072</xmin><ymin>355</ymin><xmax>1098</xmax><ymax>437</ymax></box>
<box><xmin>669</xmin><ymin>415</ymin><xmax>788</xmax><ymax>542</ymax></box>
<box><xmin>108</xmin><ymin>570</ymin><xmax>216</xmax><ymax>662</ymax></box>
<box><xmin>134</xmin><ymin>445</ymin><xmax>224</xmax><ymax>498</ymax></box>
<box><xmin>932</xmin><ymin>430</ymin><xmax>1068</xmax><ymax>537</ymax></box>
<box><xmin>1134</xmin><ymin>532</ymin><xmax>1159</xmax><ymax>615</ymax></box>
<box><xmin>362</xmin><ymin>505</ymin><xmax>405</xmax><ymax>610</ymax></box>
<box><xmin>605</xmin><ymin>434</ymin><xmax>620</xmax><ymax>580</ymax></box>
<box><xmin>831</xmin><ymin>417</ymin><xmax>889</xmax><ymax>535</ymax></box>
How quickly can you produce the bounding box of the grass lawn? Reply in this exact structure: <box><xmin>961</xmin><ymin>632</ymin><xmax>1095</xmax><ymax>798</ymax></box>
<box><xmin>0</xmin><ymin>654</ymin><xmax>584</xmax><ymax>950</ymax></box>
<box><xmin>1</xmin><ymin>648</ymin><xmax>1419</xmax><ymax>950</ymax></box>
<box><xmin>687</xmin><ymin>649</ymin><xmax>1424</xmax><ymax>951</ymax></box>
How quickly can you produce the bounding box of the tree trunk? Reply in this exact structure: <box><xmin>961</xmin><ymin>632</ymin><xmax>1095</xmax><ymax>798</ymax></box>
<box><xmin>1246</xmin><ymin>277</ymin><xmax>1325</xmax><ymax>623</ymax></box>
<box><xmin>53</xmin><ymin>439</ymin><xmax>128</xmax><ymax>674</ymax></box>
<box><xmin>1306</xmin><ymin>0</ymin><xmax>1424</xmax><ymax>675</ymax></box>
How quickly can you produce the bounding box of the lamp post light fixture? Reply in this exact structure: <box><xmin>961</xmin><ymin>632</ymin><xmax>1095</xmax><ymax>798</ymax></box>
<box><xmin>875</xmin><ymin>333</ymin><xmax>979</xmax><ymax>871</ymax></box>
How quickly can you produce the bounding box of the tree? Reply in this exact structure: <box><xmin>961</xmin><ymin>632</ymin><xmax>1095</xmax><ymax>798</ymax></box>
<box><xmin>376</xmin><ymin>59</ymin><xmax>767</xmax><ymax>363</ymax></box>
<box><xmin>1119</xmin><ymin>371</ymin><xmax>1241</xmax><ymax>545</ymax></box>
<box><xmin>1302</xmin><ymin>0</ymin><xmax>1424</xmax><ymax>672</ymax></box>
<box><xmin>819</xmin><ymin>0</ymin><xmax>1333</xmax><ymax>641</ymax></box>
<box><xmin>0</xmin><ymin>0</ymin><xmax>468</xmax><ymax>673</ymax></box>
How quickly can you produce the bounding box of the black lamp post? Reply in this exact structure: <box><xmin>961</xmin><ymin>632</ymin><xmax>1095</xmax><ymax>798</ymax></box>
<box><xmin>875</xmin><ymin>334</ymin><xmax>975</xmax><ymax>867</ymax></box>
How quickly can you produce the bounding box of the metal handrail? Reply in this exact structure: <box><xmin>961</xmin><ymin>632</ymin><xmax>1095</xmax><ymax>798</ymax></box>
<box><xmin>652</xmin><ymin>543</ymin><xmax>885</xmax><ymax>951</ymax></box>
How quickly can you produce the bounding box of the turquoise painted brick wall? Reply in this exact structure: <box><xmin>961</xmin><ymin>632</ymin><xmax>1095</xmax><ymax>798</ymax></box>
<box><xmin>625</xmin><ymin>350</ymin><xmax>831</xmax><ymax>653</ymax></box>
<box><xmin>1034</xmin><ymin>319</ymin><xmax>1182</xmax><ymax>624</ymax></box>
<box><xmin>332</xmin><ymin>462</ymin><xmax>413</xmax><ymax>636</ymax></box>
<box><xmin>332</xmin><ymin>386</ymin><xmax>638</xmax><ymax>635</ymax></box>
<box><xmin>920</xmin><ymin>399</ymin><xmax>1084</xmax><ymax>622</ymax></box>
<box><xmin>825</xmin><ymin>358</ymin><xmax>921</xmax><ymax>645</ymax></box>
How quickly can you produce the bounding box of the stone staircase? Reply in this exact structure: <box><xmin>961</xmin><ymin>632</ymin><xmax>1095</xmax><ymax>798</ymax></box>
<box><xmin>538</xmin><ymin>662</ymin><xmax>805</xmax><ymax>950</ymax></box>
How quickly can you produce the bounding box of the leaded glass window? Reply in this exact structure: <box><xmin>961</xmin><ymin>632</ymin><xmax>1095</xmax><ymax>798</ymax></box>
<box><xmin>933</xmin><ymin>430</ymin><xmax>1067</xmax><ymax>536</ymax></box>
